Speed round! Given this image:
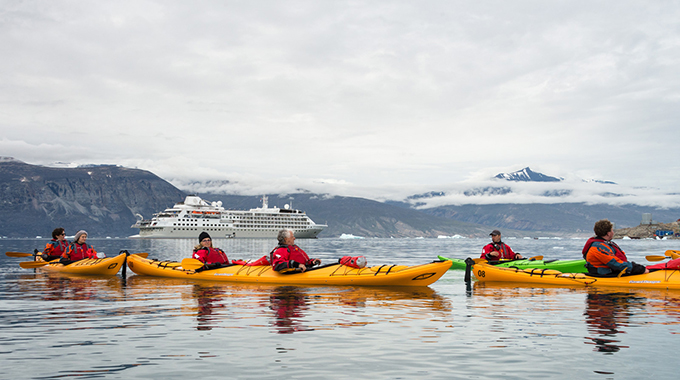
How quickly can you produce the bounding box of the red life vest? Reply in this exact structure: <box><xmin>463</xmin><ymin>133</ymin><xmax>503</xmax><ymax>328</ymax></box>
<box><xmin>67</xmin><ymin>242</ymin><xmax>97</xmax><ymax>261</ymax></box>
<box><xmin>193</xmin><ymin>247</ymin><xmax>229</xmax><ymax>265</ymax></box>
<box><xmin>582</xmin><ymin>237</ymin><xmax>627</xmax><ymax>261</ymax></box>
<box><xmin>45</xmin><ymin>239</ymin><xmax>69</xmax><ymax>257</ymax></box>
<box><xmin>270</xmin><ymin>245</ymin><xmax>312</xmax><ymax>271</ymax></box>
<box><xmin>481</xmin><ymin>242</ymin><xmax>517</xmax><ymax>260</ymax></box>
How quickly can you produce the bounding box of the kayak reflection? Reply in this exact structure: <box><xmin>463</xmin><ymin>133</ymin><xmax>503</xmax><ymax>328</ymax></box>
<box><xmin>583</xmin><ymin>290</ymin><xmax>646</xmax><ymax>353</ymax></box>
<box><xmin>124</xmin><ymin>276</ymin><xmax>450</xmax><ymax>333</ymax></box>
<box><xmin>16</xmin><ymin>272</ymin><xmax>123</xmax><ymax>301</ymax></box>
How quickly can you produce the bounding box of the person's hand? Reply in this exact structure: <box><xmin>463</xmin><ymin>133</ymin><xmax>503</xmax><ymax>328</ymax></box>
<box><xmin>644</xmin><ymin>268</ymin><xmax>650</xmax><ymax>274</ymax></box>
<box><xmin>515</xmin><ymin>254</ymin><xmax>524</xmax><ymax>259</ymax></box>
<box><xmin>298</xmin><ymin>264</ymin><xmax>307</xmax><ymax>272</ymax></box>
<box><xmin>488</xmin><ymin>251</ymin><xmax>500</xmax><ymax>258</ymax></box>
<box><xmin>311</xmin><ymin>259</ymin><xmax>321</xmax><ymax>266</ymax></box>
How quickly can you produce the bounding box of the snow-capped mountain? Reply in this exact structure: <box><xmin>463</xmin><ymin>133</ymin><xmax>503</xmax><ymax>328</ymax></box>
<box><xmin>493</xmin><ymin>167</ymin><xmax>563</xmax><ymax>182</ymax></box>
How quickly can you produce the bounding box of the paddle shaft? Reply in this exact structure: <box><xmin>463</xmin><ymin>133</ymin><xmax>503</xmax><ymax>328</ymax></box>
<box><xmin>19</xmin><ymin>260</ymin><xmax>56</xmax><ymax>269</ymax></box>
<box><xmin>5</xmin><ymin>251</ymin><xmax>37</xmax><ymax>258</ymax></box>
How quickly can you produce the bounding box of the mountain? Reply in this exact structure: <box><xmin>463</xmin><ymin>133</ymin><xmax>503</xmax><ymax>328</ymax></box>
<box><xmin>4</xmin><ymin>161</ymin><xmax>675</xmax><ymax>238</ymax></box>
<box><xmin>0</xmin><ymin>159</ymin><xmax>186</xmax><ymax>238</ymax></box>
<box><xmin>196</xmin><ymin>193</ymin><xmax>496</xmax><ymax>238</ymax></box>
<box><xmin>494</xmin><ymin>167</ymin><xmax>563</xmax><ymax>182</ymax></box>
<box><xmin>390</xmin><ymin>167</ymin><xmax>680</xmax><ymax>233</ymax></box>
<box><xmin>0</xmin><ymin>160</ymin><xmax>497</xmax><ymax>238</ymax></box>
<box><xmin>418</xmin><ymin>203</ymin><xmax>680</xmax><ymax>233</ymax></box>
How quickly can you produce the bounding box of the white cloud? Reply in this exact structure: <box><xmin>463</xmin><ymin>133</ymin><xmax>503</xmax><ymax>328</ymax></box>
<box><xmin>2</xmin><ymin>1</ymin><xmax>680</xmax><ymax>199</ymax></box>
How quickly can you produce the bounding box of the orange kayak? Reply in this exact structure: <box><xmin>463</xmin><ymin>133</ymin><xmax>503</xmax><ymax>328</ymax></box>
<box><xmin>126</xmin><ymin>254</ymin><xmax>451</xmax><ymax>287</ymax></box>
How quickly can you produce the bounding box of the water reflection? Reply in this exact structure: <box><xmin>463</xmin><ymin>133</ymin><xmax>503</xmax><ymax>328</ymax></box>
<box><xmin>269</xmin><ymin>286</ymin><xmax>310</xmax><ymax>334</ymax></box>
<box><xmin>583</xmin><ymin>290</ymin><xmax>646</xmax><ymax>353</ymax></box>
<box><xmin>192</xmin><ymin>284</ymin><xmax>226</xmax><ymax>331</ymax></box>
<box><xmin>122</xmin><ymin>276</ymin><xmax>452</xmax><ymax>334</ymax></box>
<box><xmin>15</xmin><ymin>272</ymin><xmax>124</xmax><ymax>301</ymax></box>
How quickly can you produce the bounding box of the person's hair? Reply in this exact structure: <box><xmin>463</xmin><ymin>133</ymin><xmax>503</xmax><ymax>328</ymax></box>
<box><xmin>277</xmin><ymin>229</ymin><xmax>293</xmax><ymax>245</ymax></box>
<box><xmin>52</xmin><ymin>227</ymin><xmax>65</xmax><ymax>239</ymax></box>
<box><xmin>593</xmin><ymin>219</ymin><xmax>613</xmax><ymax>237</ymax></box>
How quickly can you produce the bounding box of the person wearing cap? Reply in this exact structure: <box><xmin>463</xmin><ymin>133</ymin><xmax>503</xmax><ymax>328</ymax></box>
<box><xmin>269</xmin><ymin>229</ymin><xmax>321</xmax><ymax>273</ymax></box>
<box><xmin>192</xmin><ymin>232</ymin><xmax>230</xmax><ymax>267</ymax></box>
<box><xmin>480</xmin><ymin>230</ymin><xmax>523</xmax><ymax>260</ymax></box>
<box><xmin>583</xmin><ymin>219</ymin><xmax>648</xmax><ymax>276</ymax></box>
<box><xmin>61</xmin><ymin>230</ymin><xmax>97</xmax><ymax>263</ymax></box>
<box><xmin>42</xmin><ymin>227</ymin><xmax>70</xmax><ymax>261</ymax></box>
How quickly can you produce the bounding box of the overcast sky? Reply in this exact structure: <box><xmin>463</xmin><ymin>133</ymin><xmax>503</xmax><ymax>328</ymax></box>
<box><xmin>2</xmin><ymin>1</ymin><xmax>679</xmax><ymax>205</ymax></box>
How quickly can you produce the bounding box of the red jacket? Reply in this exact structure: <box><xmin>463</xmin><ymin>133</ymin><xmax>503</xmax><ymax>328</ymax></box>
<box><xmin>193</xmin><ymin>247</ymin><xmax>229</xmax><ymax>265</ymax></box>
<box><xmin>44</xmin><ymin>239</ymin><xmax>70</xmax><ymax>258</ymax></box>
<box><xmin>480</xmin><ymin>242</ymin><xmax>518</xmax><ymax>260</ymax></box>
<box><xmin>270</xmin><ymin>245</ymin><xmax>313</xmax><ymax>272</ymax></box>
<box><xmin>582</xmin><ymin>237</ymin><xmax>627</xmax><ymax>261</ymax></box>
<box><xmin>64</xmin><ymin>242</ymin><xmax>97</xmax><ymax>261</ymax></box>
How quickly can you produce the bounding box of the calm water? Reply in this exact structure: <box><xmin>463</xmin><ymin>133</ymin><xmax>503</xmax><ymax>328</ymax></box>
<box><xmin>1</xmin><ymin>237</ymin><xmax>679</xmax><ymax>379</ymax></box>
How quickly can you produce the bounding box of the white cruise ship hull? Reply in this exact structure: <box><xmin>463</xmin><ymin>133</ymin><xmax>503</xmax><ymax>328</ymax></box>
<box><xmin>131</xmin><ymin>195</ymin><xmax>327</xmax><ymax>239</ymax></box>
<box><xmin>133</xmin><ymin>225</ymin><xmax>325</xmax><ymax>239</ymax></box>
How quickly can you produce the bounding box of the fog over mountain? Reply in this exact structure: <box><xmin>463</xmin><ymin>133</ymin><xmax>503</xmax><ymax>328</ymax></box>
<box><xmin>172</xmin><ymin>166</ymin><xmax>680</xmax><ymax>209</ymax></box>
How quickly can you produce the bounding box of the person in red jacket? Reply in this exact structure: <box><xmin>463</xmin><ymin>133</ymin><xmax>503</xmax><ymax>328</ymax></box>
<box><xmin>480</xmin><ymin>230</ymin><xmax>523</xmax><ymax>260</ymax></box>
<box><xmin>192</xmin><ymin>232</ymin><xmax>230</xmax><ymax>266</ymax></box>
<box><xmin>270</xmin><ymin>229</ymin><xmax>321</xmax><ymax>273</ymax></box>
<box><xmin>62</xmin><ymin>230</ymin><xmax>97</xmax><ymax>263</ymax></box>
<box><xmin>43</xmin><ymin>227</ymin><xmax>70</xmax><ymax>261</ymax></box>
<box><xmin>584</xmin><ymin>219</ymin><xmax>648</xmax><ymax>276</ymax></box>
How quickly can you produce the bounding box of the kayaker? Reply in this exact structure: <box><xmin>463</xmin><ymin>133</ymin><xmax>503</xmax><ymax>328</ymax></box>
<box><xmin>61</xmin><ymin>230</ymin><xmax>97</xmax><ymax>264</ymax></box>
<box><xmin>582</xmin><ymin>220</ymin><xmax>628</xmax><ymax>262</ymax></box>
<box><xmin>193</xmin><ymin>232</ymin><xmax>230</xmax><ymax>268</ymax></box>
<box><xmin>42</xmin><ymin>227</ymin><xmax>70</xmax><ymax>261</ymax></box>
<box><xmin>480</xmin><ymin>230</ymin><xmax>523</xmax><ymax>260</ymax></box>
<box><xmin>583</xmin><ymin>219</ymin><xmax>648</xmax><ymax>276</ymax></box>
<box><xmin>270</xmin><ymin>229</ymin><xmax>321</xmax><ymax>273</ymax></box>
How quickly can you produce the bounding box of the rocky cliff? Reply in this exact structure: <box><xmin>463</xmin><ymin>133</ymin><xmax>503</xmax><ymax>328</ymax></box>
<box><xmin>0</xmin><ymin>159</ymin><xmax>186</xmax><ymax>238</ymax></box>
<box><xmin>614</xmin><ymin>221</ymin><xmax>680</xmax><ymax>239</ymax></box>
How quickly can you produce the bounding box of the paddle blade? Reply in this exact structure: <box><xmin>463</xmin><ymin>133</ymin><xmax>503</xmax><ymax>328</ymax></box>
<box><xmin>5</xmin><ymin>251</ymin><xmax>34</xmax><ymax>258</ymax></box>
<box><xmin>181</xmin><ymin>258</ymin><xmax>205</xmax><ymax>270</ymax></box>
<box><xmin>665</xmin><ymin>250</ymin><xmax>680</xmax><ymax>259</ymax></box>
<box><xmin>529</xmin><ymin>255</ymin><xmax>544</xmax><ymax>261</ymax></box>
<box><xmin>19</xmin><ymin>261</ymin><xmax>50</xmax><ymax>269</ymax></box>
<box><xmin>646</xmin><ymin>255</ymin><xmax>668</xmax><ymax>262</ymax></box>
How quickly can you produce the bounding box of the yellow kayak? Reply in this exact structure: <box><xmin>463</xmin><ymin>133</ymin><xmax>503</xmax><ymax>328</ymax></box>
<box><xmin>126</xmin><ymin>254</ymin><xmax>451</xmax><ymax>287</ymax></box>
<box><xmin>34</xmin><ymin>253</ymin><xmax>128</xmax><ymax>276</ymax></box>
<box><xmin>472</xmin><ymin>262</ymin><xmax>680</xmax><ymax>290</ymax></box>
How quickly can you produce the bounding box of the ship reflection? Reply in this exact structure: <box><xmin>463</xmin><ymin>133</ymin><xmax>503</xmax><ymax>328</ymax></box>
<box><xmin>583</xmin><ymin>290</ymin><xmax>645</xmax><ymax>353</ymax></box>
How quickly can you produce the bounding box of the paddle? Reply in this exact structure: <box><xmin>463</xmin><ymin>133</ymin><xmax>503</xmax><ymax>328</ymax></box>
<box><xmin>19</xmin><ymin>252</ymin><xmax>148</xmax><ymax>269</ymax></box>
<box><xmin>181</xmin><ymin>258</ymin><xmax>206</xmax><ymax>270</ymax></box>
<box><xmin>19</xmin><ymin>260</ymin><xmax>59</xmax><ymax>269</ymax></box>
<box><xmin>5</xmin><ymin>251</ymin><xmax>39</xmax><ymax>258</ymax></box>
<box><xmin>646</xmin><ymin>255</ymin><xmax>669</xmax><ymax>262</ymax></box>
<box><xmin>665</xmin><ymin>250</ymin><xmax>680</xmax><ymax>259</ymax></box>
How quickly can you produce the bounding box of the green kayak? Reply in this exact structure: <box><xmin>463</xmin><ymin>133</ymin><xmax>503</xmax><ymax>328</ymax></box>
<box><xmin>437</xmin><ymin>255</ymin><xmax>587</xmax><ymax>273</ymax></box>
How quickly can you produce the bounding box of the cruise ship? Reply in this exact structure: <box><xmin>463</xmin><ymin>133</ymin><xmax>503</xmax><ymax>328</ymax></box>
<box><xmin>131</xmin><ymin>195</ymin><xmax>327</xmax><ymax>239</ymax></box>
